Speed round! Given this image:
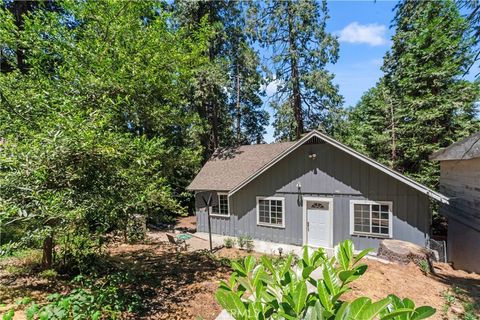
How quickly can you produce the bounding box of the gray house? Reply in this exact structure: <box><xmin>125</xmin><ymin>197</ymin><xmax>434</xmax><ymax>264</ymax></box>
<box><xmin>188</xmin><ymin>130</ymin><xmax>448</xmax><ymax>251</ymax></box>
<box><xmin>430</xmin><ymin>132</ymin><xmax>480</xmax><ymax>273</ymax></box>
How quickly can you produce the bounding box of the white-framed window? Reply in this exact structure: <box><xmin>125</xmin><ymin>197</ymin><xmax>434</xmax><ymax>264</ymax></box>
<box><xmin>256</xmin><ymin>196</ymin><xmax>285</xmax><ymax>228</ymax></box>
<box><xmin>211</xmin><ymin>193</ymin><xmax>230</xmax><ymax>217</ymax></box>
<box><xmin>349</xmin><ymin>200</ymin><xmax>393</xmax><ymax>238</ymax></box>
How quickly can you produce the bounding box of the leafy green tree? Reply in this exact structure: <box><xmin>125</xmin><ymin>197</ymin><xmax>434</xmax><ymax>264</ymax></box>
<box><xmin>0</xmin><ymin>0</ymin><xmax>209</xmax><ymax>268</ymax></box>
<box><xmin>248</xmin><ymin>0</ymin><xmax>343</xmax><ymax>141</ymax></box>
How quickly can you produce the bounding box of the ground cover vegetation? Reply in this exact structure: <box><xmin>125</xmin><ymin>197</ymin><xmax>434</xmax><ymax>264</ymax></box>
<box><xmin>0</xmin><ymin>0</ymin><xmax>479</xmax><ymax>319</ymax></box>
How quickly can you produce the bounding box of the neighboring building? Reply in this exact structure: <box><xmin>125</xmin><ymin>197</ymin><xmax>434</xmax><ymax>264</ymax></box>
<box><xmin>188</xmin><ymin>130</ymin><xmax>448</xmax><ymax>251</ymax></box>
<box><xmin>430</xmin><ymin>132</ymin><xmax>480</xmax><ymax>273</ymax></box>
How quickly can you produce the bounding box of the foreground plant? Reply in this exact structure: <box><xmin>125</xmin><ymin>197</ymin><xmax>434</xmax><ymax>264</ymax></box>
<box><xmin>216</xmin><ymin>240</ymin><xmax>435</xmax><ymax>319</ymax></box>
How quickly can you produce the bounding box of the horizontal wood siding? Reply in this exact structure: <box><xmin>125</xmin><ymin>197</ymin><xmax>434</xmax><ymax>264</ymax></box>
<box><xmin>438</xmin><ymin>158</ymin><xmax>480</xmax><ymax>272</ymax></box>
<box><xmin>439</xmin><ymin>158</ymin><xmax>480</xmax><ymax>225</ymax></box>
<box><xmin>196</xmin><ymin>143</ymin><xmax>431</xmax><ymax>250</ymax></box>
<box><xmin>447</xmin><ymin>219</ymin><xmax>480</xmax><ymax>273</ymax></box>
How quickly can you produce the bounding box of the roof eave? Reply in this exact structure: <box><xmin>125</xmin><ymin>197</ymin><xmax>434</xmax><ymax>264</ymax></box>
<box><xmin>229</xmin><ymin>130</ymin><xmax>449</xmax><ymax>204</ymax></box>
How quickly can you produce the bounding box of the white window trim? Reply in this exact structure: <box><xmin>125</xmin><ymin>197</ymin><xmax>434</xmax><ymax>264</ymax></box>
<box><xmin>210</xmin><ymin>192</ymin><xmax>230</xmax><ymax>217</ymax></box>
<box><xmin>349</xmin><ymin>200</ymin><xmax>393</xmax><ymax>238</ymax></box>
<box><xmin>256</xmin><ymin>196</ymin><xmax>285</xmax><ymax>228</ymax></box>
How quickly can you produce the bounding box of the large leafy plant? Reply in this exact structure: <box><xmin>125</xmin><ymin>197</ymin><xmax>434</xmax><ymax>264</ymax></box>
<box><xmin>216</xmin><ymin>240</ymin><xmax>435</xmax><ymax>319</ymax></box>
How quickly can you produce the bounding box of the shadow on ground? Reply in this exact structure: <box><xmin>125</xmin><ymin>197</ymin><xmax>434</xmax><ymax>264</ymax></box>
<box><xmin>433</xmin><ymin>267</ymin><xmax>480</xmax><ymax>312</ymax></box>
<box><xmin>107</xmin><ymin>240</ymin><xmax>229</xmax><ymax>319</ymax></box>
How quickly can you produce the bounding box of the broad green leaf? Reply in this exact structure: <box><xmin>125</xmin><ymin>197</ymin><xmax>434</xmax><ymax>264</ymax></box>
<box><xmin>411</xmin><ymin>306</ymin><xmax>436</xmax><ymax>320</ymax></box>
<box><xmin>358</xmin><ymin>297</ymin><xmax>391</xmax><ymax>319</ymax></box>
<box><xmin>293</xmin><ymin>282</ymin><xmax>308</xmax><ymax>314</ymax></box>
<box><xmin>353</xmin><ymin>248</ymin><xmax>373</xmax><ymax>265</ymax></box>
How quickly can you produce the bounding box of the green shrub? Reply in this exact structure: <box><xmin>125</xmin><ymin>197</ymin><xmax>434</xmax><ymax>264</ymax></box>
<box><xmin>10</xmin><ymin>272</ymin><xmax>142</xmax><ymax>320</ymax></box>
<box><xmin>418</xmin><ymin>259</ymin><xmax>431</xmax><ymax>274</ymax></box>
<box><xmin>216</xmin><ymin>240</ymin><xmax>436</xmax><ymax>319</ymax></box>
<box><xmin>245</xmin><ymin>239</ymin><xmax>254</xmax><ymax>253</ymax></box>
<box><xmin>39</xmin><ymin>269</ymin><xmax>58</xmax><ymax>280</ymax></box>
<box><xmin>237</xmin><ymin>235</ymin><xmax>252</xmax><ymax>250</ymax></box>
<box><xmin>126</xmin><ymin>215</ymin><xmax>147</xmax><ymax>244</ymax></box>
<box><xmin>224</xmin><ymin>237</ymin><xmax>236</xmax><ymax>249</ymax></box>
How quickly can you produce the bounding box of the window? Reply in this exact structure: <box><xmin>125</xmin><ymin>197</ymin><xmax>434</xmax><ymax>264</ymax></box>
<box><xmin>350</xmin><ymin>200</ymin><xmax>392</xmax><ymax>237</ymax></box>
<box><xmin>257</xmin><ymin>197</ymin><xmax>285</xmax><ymax>227</ymax></box>
<box><xmin>211</xmin><ymin>193</ymin><xmax>229</xmax><ymax>216</ymax></box>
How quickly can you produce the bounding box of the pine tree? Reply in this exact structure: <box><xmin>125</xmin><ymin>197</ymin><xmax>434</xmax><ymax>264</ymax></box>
<box><xmin>174</xmin><ymin>0</ymin><xmax>268</xmax><ymax>157</ymax></box>
<box><xmin>459</xmin><ymin>0</ymin><xmax>480</xmax><ymax>78</ymax></box>
<box><xmin>343</xmin><ymin>79</ymin><xmax>401</xmax><ymax>169</ymax></box>
<box><xmin>248</xmin><ymin>0</ymin><xmax>343</xmax><ymax>141</ymax></box>
<box><xmin>347</xmin><ymin>0</ymin><xmax>479</xmax><ymax>188</ymax></box>
<box><xmin>228</xmin><ymin>2</ymin><xmax>269</xmax><ymax>145</ymax></box>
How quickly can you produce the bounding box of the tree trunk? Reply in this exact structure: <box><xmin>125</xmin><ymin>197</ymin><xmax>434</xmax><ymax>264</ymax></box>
<box><xmin>383</xmin><ymin>89</ymin><xmax>397</xmax><ymax>169</ymax></box>
<box><xmin>42</xmin><ymin>235</ymin><xmax>53</xmax><ymax>269</ymax></box>
<box><xmin>211</xmin><ymin>99</ymin><xmax>219</xmax><ymax>150</ymax></box>
<box><xmin>287</xmin><ymin>2</ymin><xmax>303</xmax><ymax>140</ymax></box>
<box><xmin>236</xmin><ymin>66</ymin><xmax>241</xmax><ymax>144</ymax></box>
<box><xmin>11</xmin><ymin>0</ymin><xmax>29</xmax><ymax>73</ymax></box>
<box><xmin>208</xmin><ymin>1</ymin><xmax>219</xmax><ymax>150</ymax></box>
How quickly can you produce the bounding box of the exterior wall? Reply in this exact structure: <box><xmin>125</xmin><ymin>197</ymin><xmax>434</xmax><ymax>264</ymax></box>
<box><xmin>438</xmin><ymin>158</ymin><xmax>480</xmax><ymax>272</ymax></box>
<box><xmin>196</xmin><ymin>143</ymin><xmax>432</xmax><ymax>251</ymax></box>
<box><xmin>439</xmin><ymin>158</ymin><xmax>480</xmax><ymax>223</ymax></box>
<box><xmin>447</xmin><ymin>219</ymin><xmax>480</xmax><ymax>273</ymax></box>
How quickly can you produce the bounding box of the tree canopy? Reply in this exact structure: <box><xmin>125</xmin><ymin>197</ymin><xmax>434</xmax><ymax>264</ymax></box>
<box><xmin>344</xmin><ymin>0</ymin><xmax>479</xmax><ymax>188</ymax></box>
<box><xmin>0</xmin><ymin>0</ymin><xmax>479</xmax><ymax>269</ymax></box>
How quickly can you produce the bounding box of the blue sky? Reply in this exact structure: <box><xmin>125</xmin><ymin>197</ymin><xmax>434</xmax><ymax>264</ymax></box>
<box><xmin>262</xmin><ymin>1</ymin><xmax>398</xmax><ymax>142</ymax></box>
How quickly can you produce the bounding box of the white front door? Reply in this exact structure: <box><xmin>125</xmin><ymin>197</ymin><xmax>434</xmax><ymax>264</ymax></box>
<box><xmin>306</xmin><ymin>200</ymin><xmax>332</xmax><ymax>248</ymax></box>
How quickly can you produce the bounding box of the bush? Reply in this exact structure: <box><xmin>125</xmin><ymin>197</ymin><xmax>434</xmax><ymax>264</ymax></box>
<box><xmin>216</xmin><ymin>240</ymin><xmax>436</xmax><ymax>319</ymax></box>
<box><xmin>224</xmin><ymin>237</ymin><xmax>236</xmax><ymax>249</ymax></box>
<box><xmin>245</xmin><ymin>239</ymin><xmax>254</xmax><ymax>253</ymax></box>
<box><xmin>39</xmin><ymin>269</ymin><xmax>58</xmax><ymax>280</ymax></box>
<box><xmin>127</xmin><ymin>215</ymin><xmax>147</xmax><ymax>244</ymax></box>
<box><xmin>419</xmin><ymin>259</ymin><xmax>431</xmax><ymax>274</ymax></box>
<box><xmin>8</xmin><ymin>272</ymin><xmax>142</xmax><ymax>320</ymax></box>
<box><xmin>237</xmin><ymin>235</ymin><xmax>252</xmax><ymax>250</ymax></box>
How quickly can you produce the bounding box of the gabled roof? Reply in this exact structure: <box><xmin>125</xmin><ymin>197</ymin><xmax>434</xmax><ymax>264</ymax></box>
<box><xmin>188</xmin><ymin>130</ymin><xmax>449</xmax><ymax>204</ymax></box>
<box><xmin>187</xmin><ymin>141</ymin><xmax>295</xmax><ymax>191</ymax></box>
<box><xmin>430</xmin><ymin>132</ymin><xmax>480</xmax><ymax>161</ymax></box>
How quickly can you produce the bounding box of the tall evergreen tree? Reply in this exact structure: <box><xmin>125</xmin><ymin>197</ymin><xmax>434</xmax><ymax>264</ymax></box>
<box><xmin>459</xmin><ymin>0</ymin><xmax>480</xmax><ymax>78</ymax></box>
<box><xmin>248</xmin><ymin>0</ymin><xmax>343</xmax><ymax>141</ymax></box>
<box><xmin>228</xmin><ymin>2</ymin><xmax>269</xmax><ymax>145</ymax></box>
<box><xmin>343</xmin><ymin>80</ymin><xmax>397</xmax><ymax>168</ymax></box>
<box><xmin>174</xmin><ymin>0</ymin><xmax>268</xmax><ymax>157</ymax></box>
<box><xmin>174</xmin><ymin>0</ymin><xmax>232</xmax><ymax>157</ymax></box>
<box><xmin>346</xmin><ymin>0</ymin><xmax>479</xmax><ymax>188</ymax></box>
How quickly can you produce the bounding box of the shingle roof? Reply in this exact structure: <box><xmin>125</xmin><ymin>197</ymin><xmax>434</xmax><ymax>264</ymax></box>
<box><xmin>187</xmin><ymin>141</ymin><xmax>295</xmax><ymax>191</ymax></box>
<box><xmin>430</xmin><ymin>132</ymin><xmax>480</xmax><ymax>161</ymax></box>
<box><xmin>188</xmin><ymin>130</ymin><xmax>449</xmax><ymax>203</ymax></box>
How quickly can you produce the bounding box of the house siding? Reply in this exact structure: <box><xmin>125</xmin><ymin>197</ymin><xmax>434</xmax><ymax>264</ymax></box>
<box><xmin>438</xmin><ymin>158</ymin><xmax>480</xmax><ymax>273</ymax></box>
<box><xmin>196</xmin><ymin>143</ymin><xmax>431</xmax><ymax>251</ymax></box>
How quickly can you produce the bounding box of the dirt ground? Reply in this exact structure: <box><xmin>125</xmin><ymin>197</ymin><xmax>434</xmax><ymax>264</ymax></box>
<box><xmin>0</xmin><ymin>216</ymin><xmax>479</xmax><ymax>319</ymax></box>
<box><xmin>345</xmin><ymin>259</ymin><xmax>480</xmax><ymax>319</ymax></box>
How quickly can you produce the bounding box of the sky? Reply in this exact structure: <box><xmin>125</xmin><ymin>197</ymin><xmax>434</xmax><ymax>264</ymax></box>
<box><xmin>262</xmin><ymin>0</ymin><xmax>398</xmax><ymax>143</ymax></box>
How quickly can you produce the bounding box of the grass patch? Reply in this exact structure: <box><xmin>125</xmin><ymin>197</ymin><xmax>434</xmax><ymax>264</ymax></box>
<box><xmin>2</xmin><ymin>249</ymin><xmax>42</xmax><ymax>275</ymax></box>
<box><xmin>442</xmin><ymin>286</ymin><xmax>480</xmax><ymax>320</ymax></box>
<box><xmin>0</xmin><ymin>248</ymin><xmax>39</xmax><ymax>261</ymax></box>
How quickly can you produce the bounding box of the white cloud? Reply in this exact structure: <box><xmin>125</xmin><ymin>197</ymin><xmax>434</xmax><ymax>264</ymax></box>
<box><xmin>261</xmin><ymin>79</ymin><xmax>282</xmax><ymax>98</ymax></box>
<box><xmin>338</xmin><ymin>22</ymin><xmax>387</xmax><ymax>46</ymax></box>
